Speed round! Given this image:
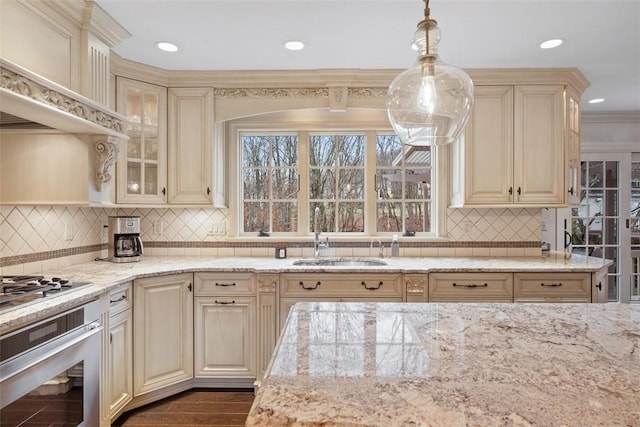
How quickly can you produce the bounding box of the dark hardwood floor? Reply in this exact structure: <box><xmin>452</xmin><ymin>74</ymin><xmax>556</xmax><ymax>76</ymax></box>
<box><xmin>112</xmin><ymin>389</ymin><xmax>255</xmax><ymax>427</ymax></box>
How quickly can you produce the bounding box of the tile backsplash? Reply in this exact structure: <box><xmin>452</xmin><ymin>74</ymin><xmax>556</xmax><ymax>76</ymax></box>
<box><xmin>0</xmin><ymin>205</ymin><xmax>540</xmax><ymax>271</ymax></box>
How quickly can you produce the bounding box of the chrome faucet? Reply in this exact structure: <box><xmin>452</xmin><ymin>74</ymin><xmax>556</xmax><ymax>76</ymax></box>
<box><xmin>314</xmin><ymin>207</ymin><xmax>322</xmax><ymax>258</ymax></box>
<box><xmin>370</xmin><ymin>238</ymin><xmax>384</xmax><ymax>258</ymax></box>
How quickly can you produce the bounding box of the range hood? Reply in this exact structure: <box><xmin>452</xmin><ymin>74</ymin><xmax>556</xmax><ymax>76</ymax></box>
<box><xmin>0</xmin><ymin>58</ymin><xmax>128</xmax><ymax>194</ymax></box>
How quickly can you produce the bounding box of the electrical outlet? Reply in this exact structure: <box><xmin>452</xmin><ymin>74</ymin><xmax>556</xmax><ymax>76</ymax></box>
<box><xmin>64</xmin><ymin>222</ymin><xmax>74</xmax><ymax>241</ymax></box>
<box><xmin>541</xmin><ymin>219</ymin><xmax>548</xmax><ymax>232</ymax></box>
<box><xmin>462</xmin><ymin>220</ymin><xmax>473</xmax><ymax>235</ymax></box>
<box><xmin>101</xmin><ymin>224</ymin><xmax>109</xmax><ymax>243</ymax></box>
<box><xmin>153</xmin><ymin>219</ymin><xmax>163</xmax><ymax>236</ymax></box>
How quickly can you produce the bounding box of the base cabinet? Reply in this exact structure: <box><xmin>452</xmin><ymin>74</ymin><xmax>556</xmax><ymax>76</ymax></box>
<box><xmin>428</xmin><ymin>272</ymin><xmax>513</xmax><ymax>302</ymax></box>
<box><xmin>194</xmin><ymin>297</ymin><xmax>256</xmax><ymax>378</ymax></box>
<box><xmin>109</xmin><ymin>308</ymin><xmax>133</xmax><ymax>418</ymax></box>
<box><xmin>514</xmin><ymin>272</ymin><xmax>591</xmax><ymax>302</ymax></box>
<box><xmin>133</xmin><ymin>273</ymin><xmax>193</xmax><ymax>396</ymax></box>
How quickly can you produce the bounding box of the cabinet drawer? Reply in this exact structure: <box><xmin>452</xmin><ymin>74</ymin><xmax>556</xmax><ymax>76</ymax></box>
<box><xmin>280</xmin><ymin>273</ymin><xmax>403</xmax><ymax>298</ymax></box>
<box><xmin>429</xmin><ymin>273</ymin><xmax>513</xmax><ymax>302</ymax></box>
<box><xmin>194</xmin><ymin>272</ymin><xmax>255</xmax><ymax>296</ymax></box>
<box><xmin>514</xmin><ymin>273</ymin><xmax>591</xmax><ymax>302</ymax></box>
<box><xmin>109</xmin><ymin>282</ymin><xmax>132</xmax><ymax>314</ymax></box>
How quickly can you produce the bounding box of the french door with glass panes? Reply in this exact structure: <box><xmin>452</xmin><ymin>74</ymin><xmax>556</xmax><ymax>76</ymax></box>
<box><xmin>571</xmin><ymin>154</ymin><xmax>635</xmax><ymax>302</ymax></box>
<box><xmin>630</xmin><ymin>154</ymin><xmax>639</xmax><ymax>301</ymax></box>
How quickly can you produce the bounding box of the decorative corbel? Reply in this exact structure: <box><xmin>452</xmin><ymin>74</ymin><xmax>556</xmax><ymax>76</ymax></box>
<box><xmin>93</xmin><ymin>135</ymin><xmax>120</xmax><ymax>191</ymax></box>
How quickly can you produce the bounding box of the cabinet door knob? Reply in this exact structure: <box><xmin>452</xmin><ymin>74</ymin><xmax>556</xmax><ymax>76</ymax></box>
<box><xmin>508</xmin><ymin>187</ymin><xmax>513</xmax><ymax>195</ymax></box>
<box><xmin>207</xmin><ymin>187</ymin><xmax>211</xmax><ymax>195</ymax></box>
<box><xmin>596</xmin><ymin>282</ymin><xmax>602</xmax><ymax>291</ymax></box>
<box><xmin>517</xmin><ymin>187</ymin><xmax>521</xmax><ymax>195</ymax></box>
<box><xmin>162</xmin><ymin>187</ymin><xmax>166</xmax><ymax>196</ymax></box>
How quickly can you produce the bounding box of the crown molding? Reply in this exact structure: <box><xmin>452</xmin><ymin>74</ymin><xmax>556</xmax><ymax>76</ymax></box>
<box><xmin>582</xmin><ymin>110</ymin><xmax>640</xmax><ymax>123</ymax></box>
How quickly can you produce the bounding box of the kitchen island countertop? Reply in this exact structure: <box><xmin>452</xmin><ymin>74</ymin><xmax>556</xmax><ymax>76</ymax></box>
<box><xmin>247</xmin><ymin>302</ymin><xmax>640</xmax><ymax>426</ymax></box>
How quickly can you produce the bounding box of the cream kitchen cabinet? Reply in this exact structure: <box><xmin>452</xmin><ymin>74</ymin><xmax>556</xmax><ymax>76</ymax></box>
<box><xmin>104</xmin><ymin>282</ymin><xmax>133</xmax><ymax>423</ymax></box>
<box><xmin>167</xmin><ymin>87</ymin><xmax>214</xmax><ymax>204</ymax></box>
<box><xmin>116</xmin><ymin>77</ymin><xmax>167</xmax><ymax>204</ymax></box>
<box><xmin>116</xmin><ymin>80</ymin><xmax>214</xmax><ymax>205</ymax></box>
<box><xmin>514</xmin><ymin>272</ymin><xmax>591</xmax><ymax>302</ymax></box>
<box><xmin>451</xmin><ymin>84</ymin><xmax>567</xmax><ymax>207</ymax></box>
<box><xmin>133</xmin><ymin>273</ymin><xmax>193</xmax><ymax>397</ymax></box>
<box><xmin>193</xmin><ymin>272</ymin><xmax>256</xmax><ymax>381</ymax></box>
<box><xmin>566</xmin><ymin>89</ymin><xmax>582</xmax><ymax>206</ymax></box>
<box><xmin>279</xmin><ymin>273</ymin><xmax>404</xmax><ymax>329</ymax></box>
<box><xmin>428</xmin><ymin>272</ymin><xmax>513</xmax><ymax>302</ymax></box>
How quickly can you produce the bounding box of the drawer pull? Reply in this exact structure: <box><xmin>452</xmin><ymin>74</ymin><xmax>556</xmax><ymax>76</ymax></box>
<box><xmin>361</xmin><ymin>281</ymin><xmax>383</xmax><ymax>290</ymax></box>
<box><xmin>215</xmin><ymin>282</ymin><xmax>236</xmax><ymax>287</ymax></box>
<box><xmin>299</xmin><ymin>281</ymin><xmax>321</xmax><ymax>290</ymax></box>
<box><xmin>452</xmin><ymin>283</ymin><xmax>488</xmax><ymax>288</ymax></box>
<box><xmin>596</xmin><ymin>282</ymin><xmax>602</xmax><ymax>291</ymax></box>
<box><xmin>214</xmin><ymin>300</ymin><xmax>235</xmax><ymax>305</ymax></box>
<box><xmin>541</xmin><ymin>283</ymin><xmax>562</xmax><ymax>287</ymax></box>
<box><xmin>110</xmin><ymin>295</ymin><xmax>127</xmax><ymax>304</ymax></box>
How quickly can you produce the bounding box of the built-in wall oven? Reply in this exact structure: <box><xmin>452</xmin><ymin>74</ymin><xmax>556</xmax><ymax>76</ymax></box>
<box><xmin>0</xmin><ymin>299</ymin><xmax>102</xmax><ymax>426</ymax></box>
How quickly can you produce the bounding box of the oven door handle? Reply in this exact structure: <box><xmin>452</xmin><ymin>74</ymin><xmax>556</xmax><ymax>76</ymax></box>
<box><xmin>0</xmin><ymin>323</ymin><xmax>102</xmax><ymax>384</ymax></box>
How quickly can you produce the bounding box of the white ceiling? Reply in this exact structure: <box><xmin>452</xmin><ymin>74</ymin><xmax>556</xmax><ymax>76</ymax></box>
<box><xmin>95</xmin><ymin>0</ymin><xmax>640</xmax><ymax>112</ymax></box>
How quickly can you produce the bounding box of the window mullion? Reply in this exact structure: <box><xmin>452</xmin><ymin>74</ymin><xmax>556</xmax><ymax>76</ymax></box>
<box><xmin>365</xmin><ymin>130</ymin><xmax>377</xmax><ymax>235</ymax></box>
<box><xmin>298</xmin><ymin>130</ymin><xmax>310</xmax><ymax>235</ymax></box>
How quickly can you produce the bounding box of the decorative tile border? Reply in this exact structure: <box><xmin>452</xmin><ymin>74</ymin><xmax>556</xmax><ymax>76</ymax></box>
<box><xmin>0</xmin><ymin>240</ymin><xmax>540</xmax><ymax>267</ymax></box>
<box><xmin>0</xmin><ymin>244</ymin><xmax>106</xmax><ymax>268</ymax></box>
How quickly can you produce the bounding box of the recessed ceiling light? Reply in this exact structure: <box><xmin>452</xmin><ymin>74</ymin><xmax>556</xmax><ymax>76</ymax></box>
<box><xmin>284</xmin><ymin>40</ymin><xmax>305</xmax><ymax>51</ymax></box>
<box><xmin>540</xmin><ymin>38</ymin><xmax>564</xmax><ymax>49</ymax></box>
<box><xmin>156</xmin><ymin>41</ymin><xmax>178</xmax><ymax>52</ymax></box>
<box><xmin>588</xmin><ymin>98</ymin><xmax>605</xmax><ymax>104</ymax></box>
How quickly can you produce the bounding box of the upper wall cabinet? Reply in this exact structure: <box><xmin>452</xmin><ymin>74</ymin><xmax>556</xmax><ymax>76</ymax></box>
<box><xmin>168</xmin><ymin>88</ymin><xmax>213</xmax><ymax>205</ymax></box>
<box><xmin>115</xmin><ymin>79</ymin><xmax>214</xmax><ymax>205</ymax></box>
<box><xmin>116</xmin><ymin>77</ymin><xmax>167</xmax><ymax>204</ymax></box>
<box><xmin>451</xmin><ymin>83</ymin><xmax>570</xmax><ymax>207</ymax></box>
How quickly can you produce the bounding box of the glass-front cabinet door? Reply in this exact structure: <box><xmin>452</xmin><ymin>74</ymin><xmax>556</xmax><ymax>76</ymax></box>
<box><xmin>116</xmin><ymin>78</ymin><xmax>167</xmax><ymax>204</ymax></box>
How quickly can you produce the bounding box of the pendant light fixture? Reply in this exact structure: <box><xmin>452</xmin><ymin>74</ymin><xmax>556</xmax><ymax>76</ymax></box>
<box><xmin>387</xmin><ymin>0</ymin><xmax>474</xmax><ymax>146</ymax></box>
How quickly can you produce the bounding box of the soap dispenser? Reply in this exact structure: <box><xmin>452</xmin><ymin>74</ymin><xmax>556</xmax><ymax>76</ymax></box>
<box><xmin>391</xmin><ymin>235</ymin><xmax>400</xmax><ymax>257</ymax></box>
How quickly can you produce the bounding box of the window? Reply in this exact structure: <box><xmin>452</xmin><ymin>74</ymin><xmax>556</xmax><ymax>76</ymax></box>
<box><xmin>238</xmin><ymin>128</ymin><xmax>435</xmax><ymax>237</ymax></box>
<box><xmin>242</xmin><ymin>134</ymin><xmax>299</xmax><ymax>233</ymax></box>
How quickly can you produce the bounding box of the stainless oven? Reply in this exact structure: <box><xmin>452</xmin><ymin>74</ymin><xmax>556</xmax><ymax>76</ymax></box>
<box><xmin>0</xmin><ymin>300</ymin><xmax>102</xmax><ymax>426</ymax></box>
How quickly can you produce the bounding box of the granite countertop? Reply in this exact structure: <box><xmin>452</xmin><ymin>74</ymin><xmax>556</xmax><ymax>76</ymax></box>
<box><xmin>247</xmin><ymin>302</ymin><xmax>640</xmax><ymax>427</ymax></box>
<box><xmin>0</xmin><ymin>253</ymin><xmax>611</xmax><ymax>332</ymax></box>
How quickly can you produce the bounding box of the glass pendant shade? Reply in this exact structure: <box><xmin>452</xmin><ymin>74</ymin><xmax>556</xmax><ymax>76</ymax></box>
<box><xmin>387</xmin><ymin>16</ymin><xmax>474</xmax><ymax>146</ymax></box>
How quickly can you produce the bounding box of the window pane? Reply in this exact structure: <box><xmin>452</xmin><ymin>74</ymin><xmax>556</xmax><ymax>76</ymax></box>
<box><xmin>273</xmin><ymin>202</ymin><xmax>298</xmax><ymax>232</ymax></box>
<box><xmin>310</xmin><ymin>169</ymin><xmax>336</xmax><ymax>199</ymax></box>
<box><xmin>404</xmin><ymin>169</ymin><xmax>431</xmax><ymax>199</ymax></box>
<box><xmin>272</xmin><ymin>169</ymin><xmax>298</xmax><ymax>199</ymax></box>
<box><xmin>243</xmin><ymin>136</ymin><xmax>269</xmax><ymax>168</ymax></box>
<box><xmin>243</xmin><ymin>169</ymin><xmax>269</xmax><ymax>199</ymax></box>
<box><xmin>377</xmin><ymin>202</ymin><xmax>402</xmax><ymax>232</ymax></box>
<box><xmin>376</xmin><ymin>135</ymin><xmax>402</xmax><ymax>166</ymax></box>
<box><xmin>310</xmin><ymin>202</ymin><xmax>334</xmax><ymax>232</ymax></box>
<box><xmin>588</xmin><ymin>162</ymin><xmax>603</xmax><ymax>188</ymax></box>
<box><xmin>338</xmin><ymin>135</ymin><xmax>365</xmax><ymax>166</ymax></box>
<box><xmin>338</xmin><ymin>169</ymin><xmax>364</xmax><ymax>199</ymax></box>
<box><xmin>244</xmin><ymin>202</ymin><xmax>269</xmax><ymax>232</ymax></box>
<box><xmin>378</xmin><ymin>170</ymin><xmax>402</xmax><ymax>199</ymax></box>
<box><xmin>337</xmin><ymin>202</ymin><xmax>364</xmax><ymax>232</ymax></box>
<box><xmin>406</xmin><ymin>202</ymin><xmax>431</xmax><ymax>233</ymax></box>
<box><xmin>605</xmin><ymin>161</ymin><xmax>618</xmax><ymax>188</ymax></box>
<box><xmin>310</xmin><ymin>135</ymin><xmax>336</xmax><ymax>167</ymax></box>
<box><xmin>272</xmin><ymin>136</ymin><xmax>298</xmax><ymax>166</ymax></box>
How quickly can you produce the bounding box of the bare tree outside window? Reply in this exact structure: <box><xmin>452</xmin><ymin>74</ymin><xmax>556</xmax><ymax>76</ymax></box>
<box><xmin>240</xmin><ymin>129</ymin><xmax>435</xmax><ymax>237</ymax></box>
<box><xmin>242</xmin><ymin>134</ymin><xmax>298</xmax><ymax>233</ymax></box>
<box><xmin>310</xmin><ymin>134</ymin><xmax>365</xmax><ymax>232</ymax></box>
<box><xmin>376</xmin><ymin>135</ymin><xmax>432</xmax><ymax>233</ymax></box>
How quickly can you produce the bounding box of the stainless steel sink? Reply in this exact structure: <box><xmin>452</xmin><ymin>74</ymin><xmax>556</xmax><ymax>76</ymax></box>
<box><xmin>292</xmin><ymin>258</ymin><xmax>387</xmax><ymax>266</ymax></box>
